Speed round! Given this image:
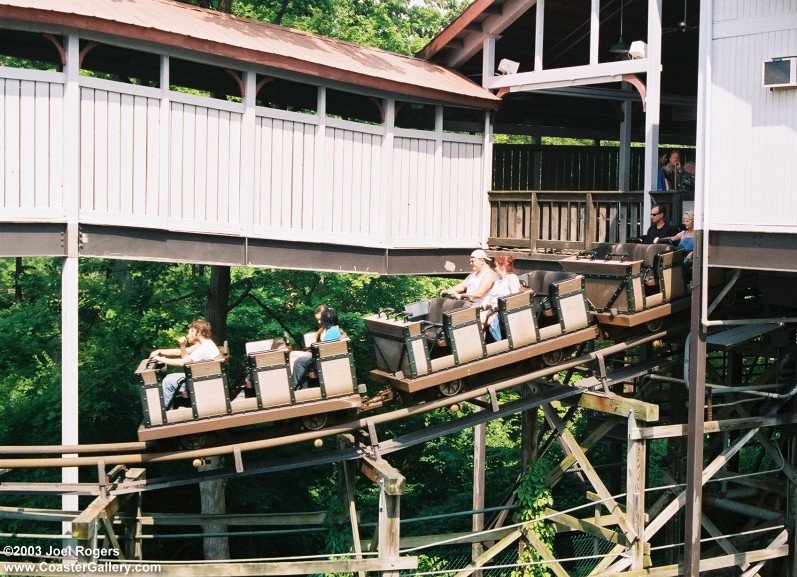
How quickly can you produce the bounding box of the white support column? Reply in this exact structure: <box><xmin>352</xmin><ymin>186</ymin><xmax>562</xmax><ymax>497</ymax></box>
<box><xmin>313</xmin><ymin>87</ymin><xmax>327</xmax><ymax>233</ymax></box>
<box><xmin>535</xmin><ymin>0</ymin><xmax>545</xmax><ymax>71</ymax></box>
<box><xmin>62</xmin><ymin>33</ymin><xmax>80</xmax><ymax>534</ymax></box>
<box><xmin>589</xmin><ymin>0</ymin><xmax>600</xmax><ymax>65</ymax></box>
<box><xmin>619</xmin><ymin>95</ymin><xmax>633</xmax><ymax>192</ymax></box>
<box><xmin>433</xmin><ymin>106</ymin><xmax>444</xmax><ymax>242</ymax></box>
<box><xmin>643</xmin><ymin>0</ymin><xmax>663</xmax><ymax>220</ymax></box>
<box><xmin>158</xmin><ymin>55</ymin><xmax>170</xmax><ymax>225</ymax></box>
<box><xmin>240</xmin><ymin>70</ymin><xmax>257</xmax><ymax>240</ymax></box>
<box><xmin>482</xmin><ymin>111</ymin><xmax>494</xmax><ymax>248</ymax></box>
<box><xmin>379</xmin><ymin>98</ymin><xmax>395</xmax><ymax>248</ymax></box>
<box><xmin>482</xmin><ymin>35</ymin><xmax>497</xmax><ymax>86</ymax></box>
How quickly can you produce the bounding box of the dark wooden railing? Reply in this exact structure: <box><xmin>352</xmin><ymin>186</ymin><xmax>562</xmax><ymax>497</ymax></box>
<box><xmin>488</xmin><ymin>190</ymin><xmax>647</xmax><ymax>252</ymax></box>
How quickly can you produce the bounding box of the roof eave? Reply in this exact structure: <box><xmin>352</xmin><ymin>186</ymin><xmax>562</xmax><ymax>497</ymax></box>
<box><xmin>0</xmin><ymin>4</ymin><xmax>500</xmax><ymax>110</ymax></box>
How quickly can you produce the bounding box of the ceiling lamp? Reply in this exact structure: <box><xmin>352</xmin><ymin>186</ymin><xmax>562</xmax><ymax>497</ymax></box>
<box><xmin>610</xmin><ymin>0</ymin><xmax>629</xmax><ymax>54</ymax></box>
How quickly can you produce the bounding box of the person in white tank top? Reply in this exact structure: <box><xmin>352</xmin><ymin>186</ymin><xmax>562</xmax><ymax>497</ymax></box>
<box><xmin>481</xmin><ymin>255</ymin><xmax>521</xmax><ymax>340</ymax></box>
<box><xmin>440</xmin><ymin>249</ymin><xmax>496</xmax><ymax>307</ymax></box>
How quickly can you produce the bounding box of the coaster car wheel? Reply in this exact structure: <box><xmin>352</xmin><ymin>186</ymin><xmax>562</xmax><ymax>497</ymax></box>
<box><xmin>439</xmin><ymin>379</ymin><xmax>463</xmax><ymax>397</ymax></box>
<box><xmin>302</xmin><ymin>413</ymin><xmax>328</xmax><ymax>431</ymax></box>
<box><xmin>645</xmin><ymin>317</ymin><xmax>664</xmax><ymax>332</ymax></box>
<box><xmin>178</xmin><ymin>433</ymin><xmax>208</xmax><ymax>451</ymax></box>
<box><xmin>542</xmin><ymin>348</ymin><xmax>565</xmax><ymax>367</ymax></box>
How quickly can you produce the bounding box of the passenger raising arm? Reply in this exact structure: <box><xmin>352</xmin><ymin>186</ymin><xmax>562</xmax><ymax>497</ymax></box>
<box><xmin>440</xmin><ymin>249</ymin><xmax>497</xmax><ymax>307</ymax></box>
<box><xmin>150</xmin><ymin>319</ymin><xmax>220</xmax><ymax>409</ymax></box>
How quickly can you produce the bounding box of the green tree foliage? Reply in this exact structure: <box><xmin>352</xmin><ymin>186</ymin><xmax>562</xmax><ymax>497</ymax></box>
<box><xmin>229</xmin><ymin>0</ymin><xmax>469</xmax><ymax>55</ymax></box>
<box><xmin>513</xmin><ymin>458</ymin><xmax>555</xmax><ymax>577</ymax></box>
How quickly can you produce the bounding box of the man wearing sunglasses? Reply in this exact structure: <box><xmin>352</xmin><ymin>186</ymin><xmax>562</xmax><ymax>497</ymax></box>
<box><xmin>643</xmin><ymin>204</ymin><xmax>680</xmax><ymax>244</ymax></box>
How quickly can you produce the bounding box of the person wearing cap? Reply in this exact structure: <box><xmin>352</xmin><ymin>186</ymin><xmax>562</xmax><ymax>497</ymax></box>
<box><xmin>440</xmin><ymin>249</ymin><xmax>497</xmax><ymax>307</ymax></box>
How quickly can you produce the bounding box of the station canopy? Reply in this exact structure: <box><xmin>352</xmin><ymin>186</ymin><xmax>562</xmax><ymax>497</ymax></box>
<box><xmin>419</xmin><ymin>0</ymin><xmax>700</xmax><ymax>143</ymax></box>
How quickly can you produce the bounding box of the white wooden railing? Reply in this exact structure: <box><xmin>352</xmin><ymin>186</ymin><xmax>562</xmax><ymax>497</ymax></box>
<box><xmin>1</xmin><ymin>67</ymin><xmax>486</xmax><ymax>250</ymax></box>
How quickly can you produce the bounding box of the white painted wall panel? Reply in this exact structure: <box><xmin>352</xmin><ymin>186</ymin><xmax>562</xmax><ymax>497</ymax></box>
<box><xmin>391</xmin><ymin>136</ymin><xmax>436</xmax><ymax>243</ymax></box>
<box><xmin>1</xmin><ymin>65</ymin><xmax>488</xmax><ymax>249</ymax></box>
<box><xmin>0</xmin><ymin>78</ymin><xmax>63</xmax><ymax>216</ymax></box>
<box><xmin>79</xmin><ymin>87</ymin><xmax>161</xmax><ymax>222</ymax></box>
<box><xmin>323</xmin><ymin>126</ymin><xmax>382</xmax><ymax>238</ymax></box>
<box><xmin>253</xmin><ymin>116</ymin><xmax>383</xmax><ymax>243</ymax></box>
<box><xmin>715</xmin><ymin>0</ymin><xmax>797</xmax><ymax>22</ymax></box>
<box><xmin>168</xmin><ymin>102</ymin><xmax>242</xmax><ymax>232</ymax></box>
<box><xmin>707</xmin><ymin>13</ymin><xmax>797</xmax><ymax>232</ymax></box>
<box><xmin>389</xmin><ymin>136</ymin><xmax>483</xmax><ymax>246</ymax></box>
<box><xmin>254</xmin><ymin>116</ymin><xmax>319</xmax><ymax>232</ymax></box>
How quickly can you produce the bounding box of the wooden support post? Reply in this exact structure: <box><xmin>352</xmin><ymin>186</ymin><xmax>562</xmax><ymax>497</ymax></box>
<box><xmin>338</xmin><ymin>435</ymin><xmax>365</xmax><ymax>577</ymax></box>
<box><xmin>521</xmin><ymin>384</ymin><xmax>539</xmax><ymax>470</ymax></box>
<box><xmin>473</xmin><ymin>407</ymin><xmax>486</xmax><ymax>573</ymax></box>
<box><xmin>72</xmin><ymin>497</ymin><xmax>120</xmax><ymax>561</ymax></box>
<box><xmin>626</xmin><ymin>414</ymin><xmax>646</xmax><ymax>571</ymax></box>
<box><xmin>72</xmin><ymin>468</ymin><xmax>145</xmax><ymax>562</ymax></box>
<box><xmin>360</xmin><ymin>455</ymin><xmax>405</xmax><ymax>577</ymax></box>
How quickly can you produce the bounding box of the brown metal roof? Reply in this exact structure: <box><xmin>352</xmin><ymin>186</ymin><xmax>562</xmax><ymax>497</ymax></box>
<box><xmin>0</xmin><ymin>0</ymin><xmax>500</xmax><ymax>109</ymax></box>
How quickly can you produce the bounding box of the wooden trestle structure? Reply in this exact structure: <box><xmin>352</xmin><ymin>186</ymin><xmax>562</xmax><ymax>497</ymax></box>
<box><xmin>2</xmin><ymin>319</ymin><xmax>796</xmax><ymax>576</ymax></box>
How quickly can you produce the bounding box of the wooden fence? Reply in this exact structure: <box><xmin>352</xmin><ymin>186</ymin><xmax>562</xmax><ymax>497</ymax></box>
<box><xmin>492</xmin><ymin>144</ymin><xmax>648</xmax><ymax>191</ymax></box>
<box><xmin>488</xmin><ymin>191</ymin><xmax>646</xmax><ymax>252</ymax></box>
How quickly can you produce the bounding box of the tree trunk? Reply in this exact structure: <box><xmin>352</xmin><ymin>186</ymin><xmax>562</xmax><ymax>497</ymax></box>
<box><xmin>15</xmin><ymin>257</ymin><xmax>22</xmax><ymax>303</ymax></box>
<box><xmin>205</xmin><ymin>265</ymin><xmax>231</xmax><ymax>346</ymax></box>
<box><xmin>200</xmin><ymin>264</ymin><xmax>232</xmax><ymax>559</ymax></box>
<box><xmin>198</xmin><ymin>456</ymin><xmax>229</xmax><ymax>559</ymax></box>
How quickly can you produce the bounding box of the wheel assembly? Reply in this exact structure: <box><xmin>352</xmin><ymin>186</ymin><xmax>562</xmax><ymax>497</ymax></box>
<box><xmin>542</xmin><ymin>348</ymin><xmax>564</xmax><ymax>366</ymax></box>
<box><xmin>438</xmin><ymin>379</ymin><xmax>463</xmax><ymax>397</ymax></box>
<box><xmin>301</xmin><ymin>413</ymin><xmax>328</xmax><ymax>431</ymax></box>
<box><xmin>178</xmin><ymin>433</ymin><xmax>208</xmax><ymax>451</ymax></box>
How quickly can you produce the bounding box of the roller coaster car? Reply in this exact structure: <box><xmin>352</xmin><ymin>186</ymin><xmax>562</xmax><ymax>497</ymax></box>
<box><xmin>135</xmin><ymin>339</ymin><xmax>363</xmax><ymax>442</ymax></box>
<box><xmin>365</xmin><ymin>272</ymin><xmax>597</xmax><ymax>398</ymax></box>
<box><xmin>560</xmin><ymin>243</ymin><xmax>689</xmax><ymax>330</ymax></box>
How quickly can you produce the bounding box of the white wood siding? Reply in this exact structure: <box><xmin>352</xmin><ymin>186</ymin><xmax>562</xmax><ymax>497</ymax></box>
<box><xmin>0</xmin><ymin>58</ymin><xmax>488</xmax><ymax>250</ymax></box>
<box><xmin>0</xmin><ymin>73</ymin><xmax>64</xmax><ymax>219</ymax></box>
<box><xmin>169</xmin><ymin>99</ymin><xmax>242</xmax><ymax>233</ymax></box>
<box><xmin>390</xmin><ymin>133</ymin><xmax>483</xmax><ymax>247</ymax></box>
<box><xmin>714</xmin><ymin>0</ymin><xmax>797</xmax><ymax>22</ymax></box>
<box><xmin>321</xmin><ymin>125</ymin><xmax>382</xmax><ymax>240</ymax></box>
<box><xmin>707</xmin><ymin>2</ymin><xmax>797</xmax><ymax>232</ymax></box>
<box><xmin>79</xmin><ymin>83</ymin><xmax>161</xmax><ymax>226</ymax></box>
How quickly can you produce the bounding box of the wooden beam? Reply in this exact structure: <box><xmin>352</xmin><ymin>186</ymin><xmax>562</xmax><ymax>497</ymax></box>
<box><xmin>634</xmin><ymin>413</ymin><xmax>797</xmax><ymax>440</ymax></box>
<box><xmin>557</xmin><ymin>391</ymin><xmax>659</xmax><ymax>422</ymax></box>
<box><xmin>544</xmin><ymin>508</ymin><xmax>626</xmax><ymax>545</ymax></box>
<box><xmin>138</xmin><ymin>511</ymin><xmax>330</xmax><ymax>526</ymax></box>
<box><xmin>522</xmin><ymin>527</ymin><xmax>570</xmax><ymax>577</ymax></box>
<box><xmin>545</xmin><ymin>415</ymin><xmax>623</xmax><ymax>487</ymax></box>
<box><xmin>587</xmin><ymin>544</ymin><xmax>788</xmax><ymax>577</ymax></box>
<box><xmin>362</xmin><ymin>527</ymin><xmax>517</xmax><ymax>550</ymax></box>
<box><xmin>543</xmin><ymin>405</ymin><xmax>634</xmax><ymax>541</ymax></box>
<box><xmin>453</xmin><ymin>529</ymin><xmax>522</xmax><ymax>577</ymax></box>
<box><xmin>360</xmin><ymin>456</ymin><xmax>405</xmax><ymax>496</ymax></box>
<box><xmin>72</xmin><ymin>496</ymin><xmax>122</xmax><ymax>541</ymax></box>
<box><xmin>626</xmin><ymin>415</ymin><xmax>647</xmax><ymax>571</ymax></box>
<box><xmin>713</xmin><ymin>471</ymin><xmax>786</xmax><ymax>497</ymax></box>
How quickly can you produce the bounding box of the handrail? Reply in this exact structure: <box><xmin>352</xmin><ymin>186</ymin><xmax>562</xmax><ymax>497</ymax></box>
<box><xmin>488</xmin><ymin>190</ymin><xmax>653</xmax><ymax>253</ymax></box>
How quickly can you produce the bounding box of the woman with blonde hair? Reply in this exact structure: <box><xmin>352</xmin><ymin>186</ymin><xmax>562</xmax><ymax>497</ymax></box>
<box><xmin>481</xmin><ymin>255</ymin><xmax>521</xmax><ymax>341</ymax></box>
<box><xmin>662</xmin><ymin>211</ymin><xmax>695</xmax><ymax>263</ymax></box>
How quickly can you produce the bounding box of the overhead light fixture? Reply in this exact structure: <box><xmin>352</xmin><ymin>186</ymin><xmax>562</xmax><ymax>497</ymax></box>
<box><xmin>497</xmin><ymin>59</ymin><xmax>520</xmax><ymax>75</ymax></box>
<box><xmin>609</xmin><ymin>0</ymin><xmax>628</xmax><ymax>54</ymax></box>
